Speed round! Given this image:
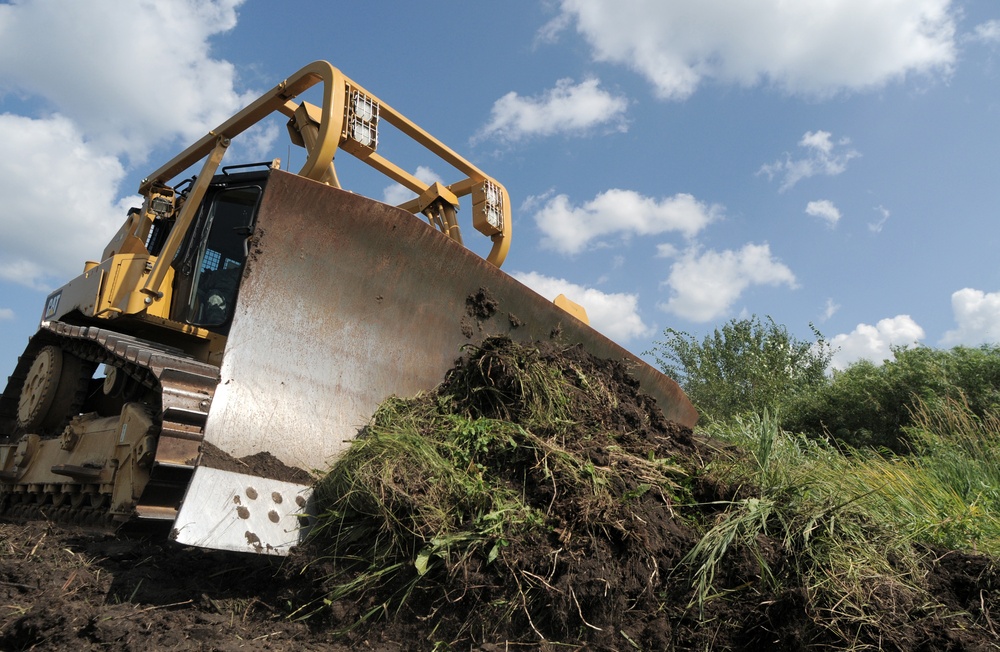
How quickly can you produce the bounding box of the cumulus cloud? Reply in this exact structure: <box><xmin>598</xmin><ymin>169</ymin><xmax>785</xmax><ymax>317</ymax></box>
<box><xmin>532</xmin><ymin>189</ymin><xmax>720</xmax><ymax>255</ymax></box>
<box><xmin>0</xmin><ymin>114</ymin><xmax>131</xmax><ymax>288</ymax></box>
<box><xmin>829</xmin><ymin>316</ymin><xmax>925</xmax><ymax>370</ymax></box>
<box><xmin>658</xmin><ymin>243</ymin><xmax>796</xmax><ymax>322</ymax></box>
<box><xmin>940</xmin><ymin>288</ymin><xmax>1000</xmax><ymax>347</ymax></box>
<box><xmin>759</xmin><ymin>131</ymin><xmax>860</xmax><ymax>191</ymax></box>
<box><xmin>0</xmin><ymin>0</ymin><xmax>275</xmax><ymax>289</ymax></box>
<box><xmin>0</xmin><ymin>308</ymin><xmax>13</xmax><ymax>321</ymax></box>
<box><xmin>0</xmin><ymin>0</ymin><xmax>254</xmax><ymax>160</ymax></box>
<box><xmin>655</xmin><ymin>243</ymin><xmax>679</xmax><ymax>259</ymax></box>
<box><xmin>805</xmin><ymin>200</ymin><xmax>841</xmax><ymax>226</ymax></box>
<box><xmin>554</xmin><ymin>0</ymin><xmax>956</xmax><ymax>99</ymax></box>
<box><xmin>536</xmin><ymin>11</ymin><xmax>573</xmax><ymax>46</ymax></box>
<box><xmin>512</xmin><ymin>271</ymin><xmax>653</xmax><ymax>342</ymax></box>
<box><xmin>475</xmin><ymin>78</ymin><xmax>628</xmax><ymax>143</ymax></box>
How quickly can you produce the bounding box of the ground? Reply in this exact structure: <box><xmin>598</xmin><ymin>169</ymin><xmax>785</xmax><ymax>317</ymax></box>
<box><xmin>2</xmin><ymin>338</ymin><xmax>999</xmax><ymax>651</ymax></box>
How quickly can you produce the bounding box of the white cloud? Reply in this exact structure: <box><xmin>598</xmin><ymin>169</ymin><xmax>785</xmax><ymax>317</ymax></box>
<box><xmin>940</xmin><ymin>288</ymin><xmax>1000</xmax><ymax>347</ymax></box>
<box><xmin>236</xmin><ymin>122</ymin><xmax>283</xmax><ymax>165</ymax></box>
<box><xmin>759</xmin><ymin>131</ymin><xmax>860</xmax><ymax>191</ymax></box>
<box><xmin>532</xmin><ymin>189</ymin><xmax>720</xmax><ymax>254</ymax></box>
<box><xmin>0</xmin><ymin>1</ymin><xmax>283</xmax><ymax>290</ymax></box>
<box><xmin>556</xmin><ymin>0</ymin><xmax>956</xmax><ymax>99</ymax></box>
<box><xmin>0</xmin><ymin>308</ymin><xmax>14</xmax><ymax>321</ymax></box>
<box><xmin>475</xmin><ymin>78</ymin><xmax>628</xmax><ymax>143</ymax></box>
<box><xmin>658</xmin><ymin>243</ymin><xmax>797</xmax><ymax>322</ymax></box>
<box><xmin>655</xmin><ymin>243</ymin><xmax>679</xmax><ymax>258</ymax></box>
<box><xmin>512</xmin><ymin>271</ymin><xmax>653</xmax><ymax>342</ymax></box>
<box><xmin>0</xmin><ymin>0</ymin><xmax>252</xmax><ymax>161</ymax></box>
<box><xmin>536</xmin><ymin>12</ymin><xmax>573</xmax><ymax>46</ymax></box>
<box><xmin>829</xmin><ymin>316</ymin><xmax>925</xmax><ymax>370</ymax></box>
<box><xmin>800</xmin><ymin>131</ymin><xmax>834</xmax><ymax>153</ymax></box>
<box><xmin>970</xmin><ymin>20</ymin><xmax>1000</xmax><ymax>44</ymax></box>
<box><xmin>0</xmin><ymin>114</ymin><xmax>130</xmax><ymax>288</ymax></box>
<box><xmin>821</xmin><ymin>298</ymin><xmax>840</xmax><ymax>321</ymax></box>
<box><xmin>869</xmin><ymin>205</ymin><xmax>891</xmax><ymax>233</ymax></box>
<box><xmin>805</xmin><ymin>200</ymin><xmax>841</xmax><ymax>226</ymax></box>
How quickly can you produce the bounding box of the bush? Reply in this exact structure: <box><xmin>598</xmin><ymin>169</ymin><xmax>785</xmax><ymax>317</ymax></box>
<box><xmin>646</xmin><ymin>316</ymin><xmax>832</xmax><ymax>423</ymax></box>
<box><xmin>783</xmin><ymin>344</ymin><xmax>1000</xmax><ymax>451</ymax></box>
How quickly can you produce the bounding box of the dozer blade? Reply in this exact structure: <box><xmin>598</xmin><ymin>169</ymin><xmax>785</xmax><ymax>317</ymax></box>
<box><xmin>172</xmin><ymin>467</ymin><xmax>313</xmax><ymax>554</ymax></box>
<box><xmin>197</xmin><ymin>170</ymin><xmax>696</xmax><ymax>477</ymax></box>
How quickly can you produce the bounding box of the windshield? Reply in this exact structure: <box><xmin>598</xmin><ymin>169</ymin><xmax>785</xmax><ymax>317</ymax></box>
<box><xmin>181</xmin><ymin>185</ymin><xmax>261</xmax><ymax>329</ymax></box>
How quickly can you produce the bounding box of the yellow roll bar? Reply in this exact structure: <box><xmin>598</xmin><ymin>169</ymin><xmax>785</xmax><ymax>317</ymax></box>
<box><xmin>140</xmin><ymin>61</ymin><xmax>511</xmax><ymax>301</ymax></box>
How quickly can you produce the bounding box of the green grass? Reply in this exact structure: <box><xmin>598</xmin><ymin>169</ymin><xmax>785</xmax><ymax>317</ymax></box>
<box><xmin>685</xmin><ymin>402</ymin><xmax>1000</xmax><ymax>646</ymax></box>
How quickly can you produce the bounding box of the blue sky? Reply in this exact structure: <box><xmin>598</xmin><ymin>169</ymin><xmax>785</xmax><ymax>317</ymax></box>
<box><xmin>1</xmin><ymin>0</ymin><xmax>999</xmax><ymax>379</ymax></box>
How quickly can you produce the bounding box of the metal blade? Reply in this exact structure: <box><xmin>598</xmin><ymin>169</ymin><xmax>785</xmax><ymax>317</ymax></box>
<box><xmin>201</xmin><ymin>171</ymin><xmax>696</xmax><ymax>474</ymax></box>
<box><xmin>172</xmin><ymin>466</ymin><xmax>313</xmax><ymax>555</ymax></box>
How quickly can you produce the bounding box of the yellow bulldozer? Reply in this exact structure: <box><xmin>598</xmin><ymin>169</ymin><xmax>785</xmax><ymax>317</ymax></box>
<box><xmin>0</xmin><ymin>61</ymin><xmax>696</xmax><ymax>554</ymax></box>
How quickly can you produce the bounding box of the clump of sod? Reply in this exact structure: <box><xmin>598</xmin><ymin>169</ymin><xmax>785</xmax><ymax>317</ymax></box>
<box><xmin>302</xmin><ymin>337</ymin><xmax>692</xmax><ymax>645</ymax></box>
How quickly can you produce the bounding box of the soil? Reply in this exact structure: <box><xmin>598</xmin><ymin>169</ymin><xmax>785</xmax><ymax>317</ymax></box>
<box><xmin>2</xmin><ymin>338</ymin><xmax>999</xmax><ymax>651</ymax></box>
<box><xmin>199</xmin><ymin>442</ymin><xmax>313</xmax><ymax>484</ymax></box>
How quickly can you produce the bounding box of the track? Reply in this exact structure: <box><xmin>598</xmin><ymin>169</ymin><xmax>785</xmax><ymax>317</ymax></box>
<box><xmin>0</xmin><ymin>321</ymin><xmax>220</xmax><ymax>525</ymax></box>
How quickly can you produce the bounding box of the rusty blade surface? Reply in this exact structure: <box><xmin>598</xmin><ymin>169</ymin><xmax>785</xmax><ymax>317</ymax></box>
<box><xmin>202</xmin><ymin>171</ymin><xmax>697</xmax><ymax>471</ymax></box>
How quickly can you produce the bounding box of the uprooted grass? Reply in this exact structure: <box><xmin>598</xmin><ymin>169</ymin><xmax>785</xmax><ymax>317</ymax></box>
<box><xmin>300</xmin><ymin>337</ymin><xmax>695</xmax><ymax>647</ymax></box>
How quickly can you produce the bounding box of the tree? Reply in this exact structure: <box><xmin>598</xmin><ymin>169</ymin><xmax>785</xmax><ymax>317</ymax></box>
<box><xmin>647</xmin><ymin>316</ymin><xmax>832</xmax><ymax>423</ymax></box>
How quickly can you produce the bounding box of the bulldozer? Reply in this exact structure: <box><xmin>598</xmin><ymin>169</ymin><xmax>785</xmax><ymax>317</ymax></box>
<box><xmin>0</xmin><ymin>61</ymin><xmax>697</xmax><ymax>554</ymax></box>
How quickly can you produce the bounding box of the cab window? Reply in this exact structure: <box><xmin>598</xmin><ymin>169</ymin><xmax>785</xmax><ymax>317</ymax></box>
<box><xmin>180</xmin><ymin>185</ymin><xmax>261</xmax><ymax>329</ymax></box>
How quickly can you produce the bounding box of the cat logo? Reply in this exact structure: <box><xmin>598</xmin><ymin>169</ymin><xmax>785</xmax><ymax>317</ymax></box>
<box><xmin>43</xmin><ymin>291</ymin><xmax>61</xmax><ymax>319</ymax></box>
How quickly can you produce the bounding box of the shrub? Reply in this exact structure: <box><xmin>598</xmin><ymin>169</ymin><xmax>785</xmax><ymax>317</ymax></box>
<box><xmin>783</xmin><ymin>344</ymin><xmax>1000</xmax><ymax>451</ymax></box>
<box><xmin>646</xmin><ymin>316</ymin><xmax>832</xmax><ymax>423</ymax></box>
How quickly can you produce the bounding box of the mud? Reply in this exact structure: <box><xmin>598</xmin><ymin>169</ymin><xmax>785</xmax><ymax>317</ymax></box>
<box><xmin>464</xmin><ymin>286</ymin><xmax>499</xmax><ymax>320</ymax></box>
<box><xmin>199</xmin><ymin>442</ymin><xmax>312</xmax><ymax>484</ymax></box>
<box><xmin>460</xmin><ymin>287</ymin><xmax>499</xmax><ymax>340</ymax></box>
<box><xmin>1</xmin><ymin>339</ymin><xmax>999</xmax><ymax>651</ymax></box>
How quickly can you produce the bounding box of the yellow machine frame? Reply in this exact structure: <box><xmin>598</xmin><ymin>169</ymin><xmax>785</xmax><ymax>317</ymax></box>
<box><xmin>138</xmin><ymin>61</ymin><xmax>512</xmax><ymax>302</ymax></box>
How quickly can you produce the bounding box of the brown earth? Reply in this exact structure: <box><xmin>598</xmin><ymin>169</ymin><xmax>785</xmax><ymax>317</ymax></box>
<box><xmin>2</xmin><ymin>338</ymin><xmax>999</xmax><ymax>651</ymax></box>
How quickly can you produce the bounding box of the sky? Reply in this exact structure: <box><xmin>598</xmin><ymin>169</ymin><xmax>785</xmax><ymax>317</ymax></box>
<box><xmin>1</xmin><ymin>0</ymin><xmax>999</xmax><ymax>379</ymax></box>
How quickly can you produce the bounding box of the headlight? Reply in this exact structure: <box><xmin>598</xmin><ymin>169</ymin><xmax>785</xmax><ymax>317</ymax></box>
<box><xmin>343</xmin><ymin>90</ymin><xmax>379</xmax><ymax>155</ymax></box>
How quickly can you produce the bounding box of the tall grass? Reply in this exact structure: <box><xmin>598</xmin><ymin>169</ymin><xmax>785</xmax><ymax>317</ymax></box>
<box><xmin>685</xmin><ymin>401</ymin><xmax>1000</xmax><ymax>646</ymax></box>
<box><xmin>883</xmin><ymin>397</ymin><xmax>1000</xmax><ymax>552</ymax></box>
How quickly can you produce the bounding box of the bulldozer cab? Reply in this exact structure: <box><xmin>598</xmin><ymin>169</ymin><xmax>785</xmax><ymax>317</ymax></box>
<box><xmin>168</xmin><ymin>171</ymin><xmax>266</xmax><ymax>333</ymax></box>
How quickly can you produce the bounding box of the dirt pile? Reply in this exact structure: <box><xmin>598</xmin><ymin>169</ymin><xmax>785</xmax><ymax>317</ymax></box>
<box><xmin>301</xmin><ymin>337</ymin><xmax>705</xmax><ymax>649</ymax></box>
<box><xmin>2</xmin><ymin>337</ymin><xmax>999</xmax><ymax>651</ymax></box>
